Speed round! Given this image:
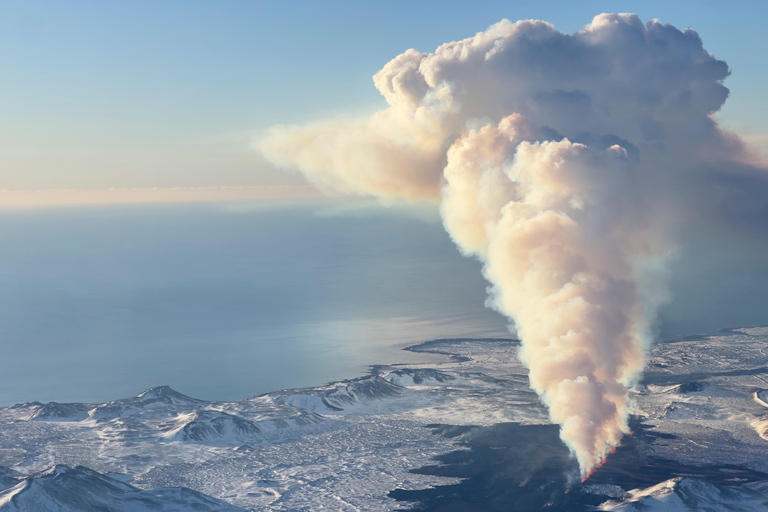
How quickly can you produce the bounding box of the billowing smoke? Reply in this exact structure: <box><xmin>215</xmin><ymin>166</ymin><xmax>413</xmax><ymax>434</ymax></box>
<box><xmin>258</xmin><ymin>14</ymin><xmax>768</xmax><ymax>476</ymax></box>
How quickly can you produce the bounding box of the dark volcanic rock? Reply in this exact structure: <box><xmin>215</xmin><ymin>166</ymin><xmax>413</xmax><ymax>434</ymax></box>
<box><xmin>391</xmin><ymin>420</ymin><xmax>768</xmax><ymax>511</ymax></box>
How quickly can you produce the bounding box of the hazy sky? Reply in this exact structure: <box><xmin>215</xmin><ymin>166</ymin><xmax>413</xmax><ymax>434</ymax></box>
<box><xmin>1</xmin><ymin>0</ymin><xmax>767</xmax><ymax>204</ymax></box>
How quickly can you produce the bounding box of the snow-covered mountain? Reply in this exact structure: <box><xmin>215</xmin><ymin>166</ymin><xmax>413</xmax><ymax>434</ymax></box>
<box><xmin>267</xmin><ymin>375</ymin><xmax>405</xmax><ymax>413</ymax></box>
<box><xmin>2</xmin><ymin>330</ymin><xmax>768</xmax><ymax>510</ymax></box>
<box><xmin>0</xmin><ymin>465</ymin><xmax>245</xmax><ymax>512</ymax></box>
<box><xmin>27</xmin><ymin>402</ymin><xmax>91</xmax><ymax>422</ymax></box>
<box><xmin>161</xmin><ymin>410</ymin><xmax>262</xmax><ymax>444</ymax></box>
<box><xmin>599</xmin><ymin>477</ymin><xmax>768</xmax><ymax>511</ymax></box>
<box><xmin>88</xmin><ymin>385</ymin><xmax>204</xmax><ymax>422</ymax></box>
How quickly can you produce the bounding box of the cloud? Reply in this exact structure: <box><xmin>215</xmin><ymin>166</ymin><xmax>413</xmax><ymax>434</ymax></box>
<box><xmin>258</xmin><ymin>13</ymin><xmax>768</xmax><ymax>476</ymax></box>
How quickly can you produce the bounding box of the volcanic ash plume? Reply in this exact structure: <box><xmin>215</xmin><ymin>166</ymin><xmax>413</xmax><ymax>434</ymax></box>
<box><xmin>259</xmin><ymin>14</ymin><xmax>768</xmax><ymax>475</ymax></box>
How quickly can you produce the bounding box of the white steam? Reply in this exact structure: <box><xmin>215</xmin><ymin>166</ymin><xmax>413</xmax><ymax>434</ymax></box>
<box><xmin>258</xmin><ymin>13</ymin><xmax>768</xmax><ymax>476</ymax></box>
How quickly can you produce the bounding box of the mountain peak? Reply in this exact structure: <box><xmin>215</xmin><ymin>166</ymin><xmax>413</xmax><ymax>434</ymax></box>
<box><xmin>136</xmin><ymin>386</ymin><xmax>200</xmax><ymax>403</ymax></box>
<box><xmin>0</xmin><ymin>464</ymin><xmax>246</xmax><ymax>511</ymax></box>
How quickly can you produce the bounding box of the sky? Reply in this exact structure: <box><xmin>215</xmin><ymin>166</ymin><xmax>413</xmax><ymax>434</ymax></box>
<box><xmin>1</xmin><ymin>0</ymin><xmax>767</xmax><ymax>205</ymax></box>
<box><xmin>2</xmin><ymin>2</ymin><xmax>767</xmax><ymax>470</ymax></box>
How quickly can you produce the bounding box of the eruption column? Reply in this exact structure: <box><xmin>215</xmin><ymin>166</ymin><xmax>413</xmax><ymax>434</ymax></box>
<box><xmin>259</xmin><ymin>13</ymin><xmax>765</xmax><ymax>476</ymax></box>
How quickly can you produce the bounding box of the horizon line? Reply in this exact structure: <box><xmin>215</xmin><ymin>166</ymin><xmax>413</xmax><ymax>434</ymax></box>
<box><xmin>0</xmin><ymin>185</ymin><xmax>326</xmax><ymax>209</ymax></box>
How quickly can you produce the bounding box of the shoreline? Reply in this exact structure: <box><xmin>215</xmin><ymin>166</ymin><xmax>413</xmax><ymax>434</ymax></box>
<box><xmin>3</xmin><ymin>328</ymin><xmax>768</xmax><ymax>510</ymax></box>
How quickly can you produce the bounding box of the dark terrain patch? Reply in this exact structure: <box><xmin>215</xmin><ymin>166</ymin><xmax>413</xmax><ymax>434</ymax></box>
<box><xmin>391</xmin><ymin>419</ymin><xmax>768</xmax><ymax>511</ymax></box>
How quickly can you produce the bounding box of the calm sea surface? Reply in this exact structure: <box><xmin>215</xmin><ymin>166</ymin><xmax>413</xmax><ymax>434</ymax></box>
<box><xmin>2</xmin><ymin>200</ymin><xmax>768</xmax><ymax>406</ymax></box>
<box><xmin>0</xmin><ymin>201</ymin><xmax>509</xmax><ymax>405</ymax></box>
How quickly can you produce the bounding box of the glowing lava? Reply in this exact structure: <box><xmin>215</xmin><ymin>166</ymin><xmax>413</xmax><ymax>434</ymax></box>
<box><xmin>581</xmin><ymin>456</ymin><xmax>609</xmax><ymax>482</ymax></box>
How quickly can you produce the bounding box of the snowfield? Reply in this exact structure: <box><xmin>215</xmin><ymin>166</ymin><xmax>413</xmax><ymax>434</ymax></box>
<box><xmin>2</xmin><ymin>330</ymin><xmax>768</xmax><ymax>510</ymax></box>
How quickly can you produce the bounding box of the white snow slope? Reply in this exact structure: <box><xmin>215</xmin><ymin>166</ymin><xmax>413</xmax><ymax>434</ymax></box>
<box><xmin>2</xmin><ymin>329</ymin><xmax>768</xmax><ymax>510</ymax></box>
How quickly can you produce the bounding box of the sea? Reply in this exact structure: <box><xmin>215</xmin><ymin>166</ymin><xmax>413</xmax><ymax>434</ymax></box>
<box><xmin>2</xmin><ymin>198</ymin><xmax>767</xmax><ymax>406</ymax></box>
<box><xmin>0</xmin><ymin>200</ymin><xmax>508</xmax><ymax>406</ymax></box>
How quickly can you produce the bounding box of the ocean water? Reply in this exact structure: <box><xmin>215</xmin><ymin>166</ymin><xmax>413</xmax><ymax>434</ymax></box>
<box><xmin>2</xmin><ymin>199</ymin><xmax>767</xmax><ymax>407</ymax></box>
<box><xmin>0</xmin><ymin>200</ymin><xmax>508</xmax><ymax>406</ymax></box>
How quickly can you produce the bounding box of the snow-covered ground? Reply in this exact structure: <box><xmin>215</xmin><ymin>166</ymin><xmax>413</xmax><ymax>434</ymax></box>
<box><xmin>636</xmin><ymin>326</ymin><xmax>768</xmax><ymax>473</ymax></box>
<box><xmin>3</xmin><ymin>330</ymin><xmax>768</xmax><ymax>510</ymax></box>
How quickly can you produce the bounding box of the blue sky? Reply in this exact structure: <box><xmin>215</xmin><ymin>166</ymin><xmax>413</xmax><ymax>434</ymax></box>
<box><xmin>1</xmin><ymin>0</ymin><xmax>766</xmax><ymax>200</ymax></box>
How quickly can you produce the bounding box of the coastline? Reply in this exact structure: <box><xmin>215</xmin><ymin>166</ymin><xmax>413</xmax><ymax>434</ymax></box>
<box><xmin>3</xmin><ymin>329</ymin><xmax>768</xmax><ymax>510</ymax></box>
